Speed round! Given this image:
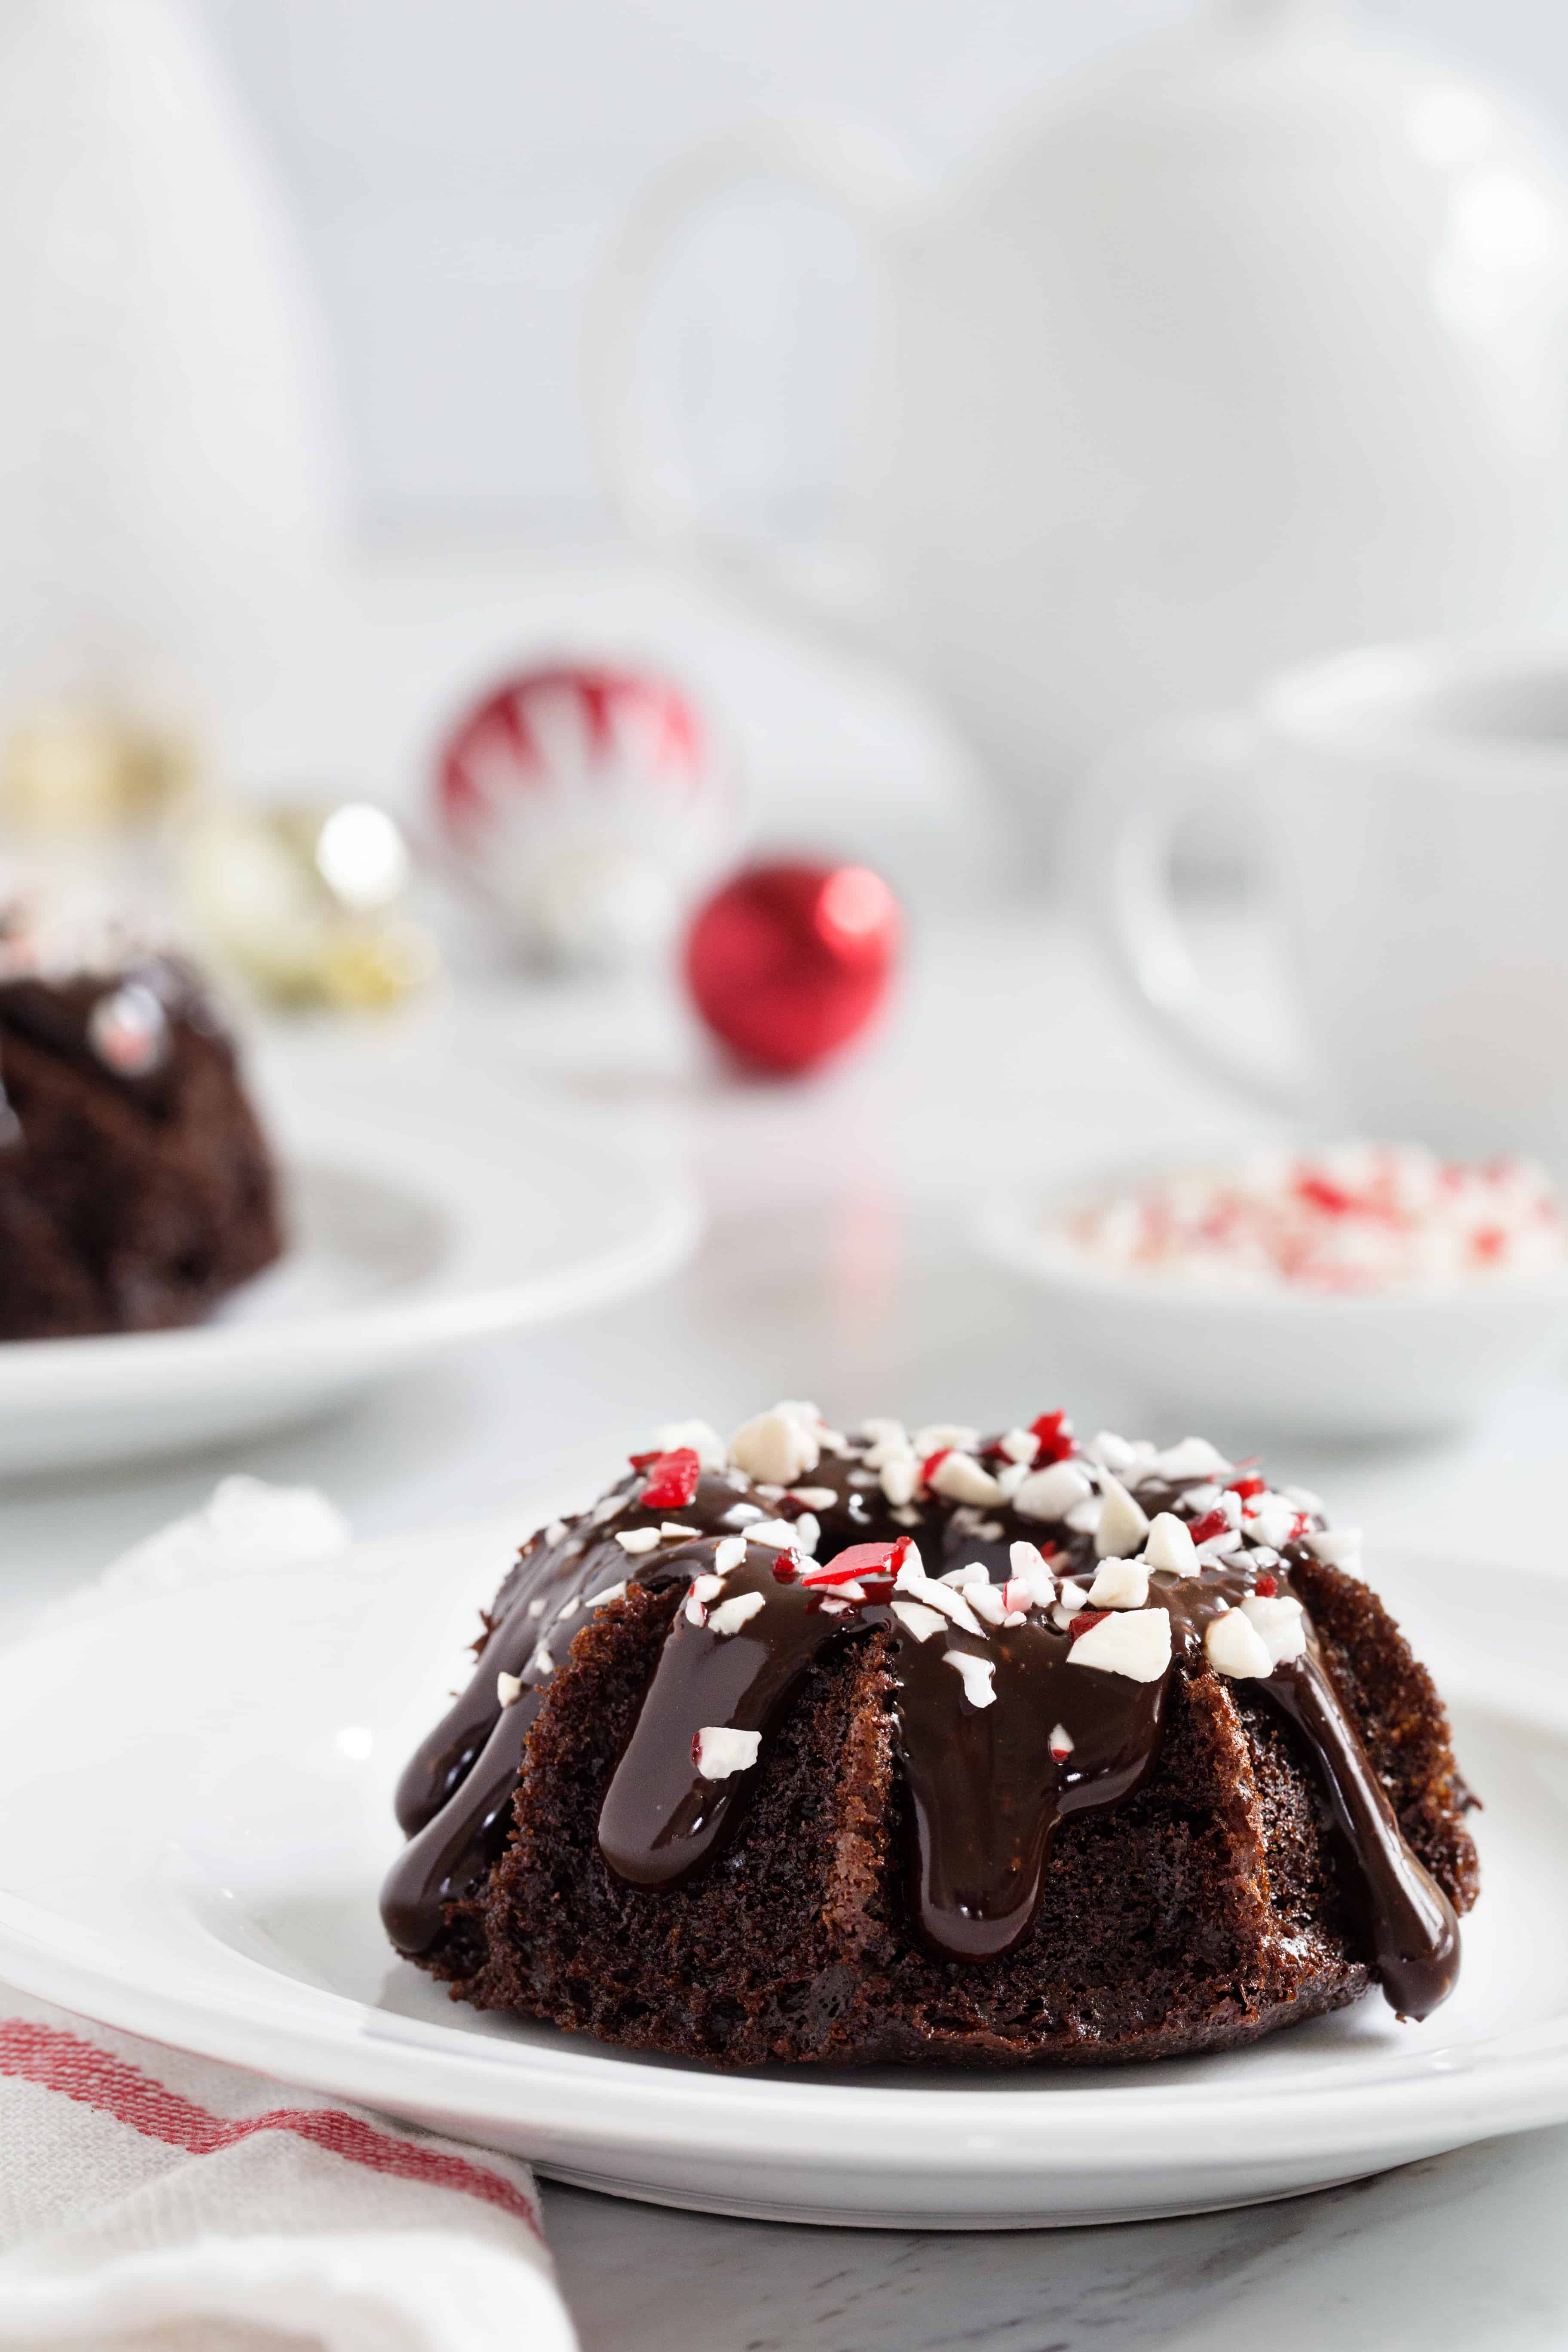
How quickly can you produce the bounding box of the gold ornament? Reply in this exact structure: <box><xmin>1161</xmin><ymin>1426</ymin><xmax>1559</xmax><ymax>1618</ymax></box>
<box><xmin>178</xmin><ymin>799</ymin><xmax>438</xmax><ymax>1011</ymax></box>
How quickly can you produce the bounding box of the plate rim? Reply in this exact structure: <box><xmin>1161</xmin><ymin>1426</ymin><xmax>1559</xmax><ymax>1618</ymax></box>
<box><xmin>0</xmin><ymin>1105</ymin><xmax>700</xmax><ymax>1402</ymax></box>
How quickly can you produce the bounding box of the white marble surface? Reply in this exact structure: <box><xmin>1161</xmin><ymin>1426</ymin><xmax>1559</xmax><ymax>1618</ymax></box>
<box><xmin>4</xmin><ymin>902</ymin><xmax>1568</xmax><ymax>2345</ymax></box>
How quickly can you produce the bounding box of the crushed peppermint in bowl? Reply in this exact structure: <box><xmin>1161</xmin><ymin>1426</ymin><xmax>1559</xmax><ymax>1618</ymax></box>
<box><xmin>977</xmin><ymin>1145</ymin><xmax>1568</xmax><ymax>1440</ymax></box>
<box><xmin>1044</xmin><ymin>1145</ymin><xmax>1568</xmax><ymax>1297</ymax></box>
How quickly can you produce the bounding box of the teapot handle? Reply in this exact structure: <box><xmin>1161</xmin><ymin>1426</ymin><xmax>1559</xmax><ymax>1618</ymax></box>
<box><xmin>1076</xmin><ymin>712</ymin><xmax>1312</xmax><ymax>1115</ymax></box>
<box><xmin>584</xmin><ymin>117</ymin><xmax>917</xmax><ymax>657</ymax></box>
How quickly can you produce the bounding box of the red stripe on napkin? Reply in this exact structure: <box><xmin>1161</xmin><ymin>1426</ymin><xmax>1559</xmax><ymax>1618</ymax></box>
<box><xmin>0</xmin><ymin>2017</ymin><xmax>539</xmax><ymax>2236</ymax></box>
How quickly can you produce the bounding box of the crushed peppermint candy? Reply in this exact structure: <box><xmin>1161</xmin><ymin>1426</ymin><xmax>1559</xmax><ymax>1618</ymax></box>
<box><xmin>616</xmin><ymin>1526</ymin><xmax>662</xmax><ymax>1555</ymax></box>
<box><xmin>943</xmin><ymin>1650</ymin><xmax>998</xmax><ymax>1708</ymax></box>
<box><xmin>1067</xmin><ymin>1607</ymin><xmax>1173</xmax><ymax>1681</ymax></box>
<box><xmin>708</xmin><ymin>1589</ymin><xmax>766</xmax><ymax>1636</ymax></box>
<box><xmin>496</xmin><ymin>1671</ymin><xmax>523</xmax><ymax>1707</ymax></box>
<box><xmin>1047</xmin><ymin>1144</ymin><xmax>1568</xmax><ymax>1294</ymax></box>
<box><xmin>692</xmin><ymin>1724</ymin><xmax>761</xmax><ymax>1778</ymax></box>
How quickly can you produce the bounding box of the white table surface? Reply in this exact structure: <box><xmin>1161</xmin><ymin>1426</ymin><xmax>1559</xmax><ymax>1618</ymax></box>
<box><xmin>7</xmin><ymin>719</ymin><xmax>1568</xmax><ymax>2339</ymax></box>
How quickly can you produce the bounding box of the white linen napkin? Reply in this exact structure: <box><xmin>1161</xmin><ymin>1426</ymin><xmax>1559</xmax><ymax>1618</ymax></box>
<box><xmin>0</xmin><ymin>1479</ymin><xmax>579</xmax><ymax>2352</ymax></box>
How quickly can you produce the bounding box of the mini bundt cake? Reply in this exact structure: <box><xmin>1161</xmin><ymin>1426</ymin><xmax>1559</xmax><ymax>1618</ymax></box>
<box><xmin>382</xmin><ymin>1404</ymin><xmax>1477</xmax><ymax>2068</ymax></box>
<box><xmin>0</xmin><ymin>890</ymin><xmax>281</xmax><ymax>1338</ymax></box>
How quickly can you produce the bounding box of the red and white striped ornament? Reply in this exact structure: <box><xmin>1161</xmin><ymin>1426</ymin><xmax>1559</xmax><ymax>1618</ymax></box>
<box><xmin>435</xmin><ymin>663</ymin><xmax>738</xmax><ymax>965</ymax></box>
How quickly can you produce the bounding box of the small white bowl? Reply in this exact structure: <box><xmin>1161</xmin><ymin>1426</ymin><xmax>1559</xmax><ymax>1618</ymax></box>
<box><xmin>975</xmin><ymin>1164</ymin><xmax>1568</xmax><ymax>1442</ymax></box>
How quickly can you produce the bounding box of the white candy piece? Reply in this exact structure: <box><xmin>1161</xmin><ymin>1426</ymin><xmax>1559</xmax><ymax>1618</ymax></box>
<box><xmin>1049</xmin><ymin>1722</ymin><xmax>1074</xmax><ymax>1758</ymax></box>
<box><xmin>655</xmin><ymin>1419</ymin><xmax>726</xmax><ymax>1471</ymax></box>
<box><xmin>713</xmin><ymin>1535</ymin><xmax>749</xmax><ymax>1574</ymax></box>
<box><xmin>1087</xmin><ymin>1556</ymin><xmax>1151</xmax><ymax>1610</ymax></box>
<box><xmin>689</xmin><ymin>1573</ymin><xmax>723</xmax><ymax>1603</ymax></box>
<box><xmin>544</xmin><ymin>1519</ymin><xmax>568</xmax><ymax>1544</ymax></box>
<box><xmin>1243</xmin><ymin>1494</ymin><xmax>1296</xmax><ymax>1550</ymax></box>
<box><xmin>914</xmin><ymin>1423</ymin><xmax>980</xmax><ymax>1455</ymax></box>
<box><xmin>1013</xmin><ymin>1461</ymin><xmax>1093</xmax><ymax>1522</ymax></box>
<box><xmin>1064</xmin><ymin>1498</ymin><xmax>1103</xmax><ymax>1534</ymax></box>
<box><xmin>1007</xmin><ymin>1540</ymin><xmax>1057</xmax><ymax>1606</ymax></box>
<box><xmin>709</xmin><ymin>1589</ymin><xmax>766</xmax><ymax>1636</ymax></box>
<box><xmin>1058</xmin><ymin>1578</ymin><xmax>1088</xmax><ymax>1612</ymax></box>
<box><xmin>683</xmin><ymin>1594</ymin><xmax>707</xmax><ymax>1627</ymax></box>
<box><xmin>793</xmin><ymin>1513</ymin><xmax>821</xmax><ymax>1556</ymax></box>
<box><xmin>1155</xmin><ymin>1437</ymin><xmax>1231</xmax><ymax>1481</ymax></box>
<box><xmin>592</xmin><ymin>1494</ymin><xmax>625</xmax><ymax>1524</ymax></box>
<box><xmin>723</xmin><ymin>1503</ymin><xmax>763</xmax><ymax>1528</ymax></box>
<box><xmin>693</xmin><ymin>1725</ymin><xmax>761</xmax><ymax>1778</ymax></box>
<box><xmin>790</xmin><ymin>1488</ymin><xmax>838</xmax><ymax>1510</ymax></box>
<box><xmin>729</xmin><ymin>1405</ymin><xmax>821</xmax><ymax>1486</ymax></box>
<box><xmin>864</xmin><ymin>1434</ymin><xmax>913</xmax><ymax>1469</ymax></box>
<box><xmin>496</xmin><ymin>1671</ymin><xmax>523</xmax><ymax>1707</ymax></box>
<box><xmin>943</xmin><ymin>1650</ymin><xmax>998</xmax><ymax>1708</ymax></box>
<box><xmin>900</xmin><ymin>1571</ymin><xmax>987</xmax><ymax>1638</ymax></box>
<box><xmin>860</xmin><ymin>1416</ymin><xmax>907</xmax><ymax>1449</ymax></box>
<box><xmin>1068</xmin><ymin>1608</ymin><xmax>1172</xmax><ymax>1682</ymax></box>
<box><xmin>966</xmin><ymin>1580</ymin><xmax>1009</xmax><ymax>1627</ymax></box>
<box><xmin>1084</xmin><ymin>1430</ymin><xmax>1136</xmax><ymax>1473</ymax></box>
<box><xmin>892</xmin><ymin>1542</ymin><xmax>927</xmax><ymax>1590</ymax></box>
<box><xmin>530</xmin><ymin>1643</ymin><xmax>554</xmax><ymax>1677</ymax></box>
<box><xmin>616</xmin><ymin>1526</ymin><xmax>661</xmax><ymax>1555</ymax></box>
<box><xmin>1206</xmin><ymin>1611</ymin><xmax>1276</xmax><ymax>1679</ymax></box>
<box><xmin>743</xmin><ymin>1519</ymin><xmax>797</xmax><ymax>1550</ymax></box>
<box><xmin>879</xmin><ymin>1455</ymin><xmax>919</xmax><ymax>1506</ymax></box>
<box><xmin>1144</xmin><ymin>1512</ymin><xmax>1198</xmax><ymax>1574</ymax></box>
<box><xmin>928</xmin><ymin>1452</ymin><xmax>1004</xmax><ymax>1507</ymax></box>
<box><xmin>586</xmin><ymin>1581</ymin><xmax>626</xmax><ymax>1609</ymax></box>
<box><xmin>1282</xmin><ymin>1482</ymin><xmax>1323</xmax><ymax>1513</ymax></box>
<box><xmin>1305</xmin><ymin>1528</ymin><xmax>1363</xmax><ymax>1569</ymax></box>
<box><xmin>1241</xmin><ymin>1593</ymin><xmax>1309</xmax><ymax>1664</ymax></box>
<box><xmin>890</xmin><ymin>1599</ymin><xmax>947</xmax><ymax>1643</ymax></box>
<box><xmin>661</xmin><ymin>1522</ymin><xmax>699</xmax><ymax>1540</ymax></box>
<box><xmin>1094</xmin><ymin>1474</ymin><xmax>1151</xmax><ymax>1560</ymax></box>
<box><xmin>998</xmin><ymin>1428</ymin><xmax>1039</xmax><ymax>1464</ymax></box>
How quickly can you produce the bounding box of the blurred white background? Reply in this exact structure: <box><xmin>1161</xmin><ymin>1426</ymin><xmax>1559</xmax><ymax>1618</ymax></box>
<box><xmin>195</xmin><ymin>0</ymin><xmax>1568</xmax><ymax>545</ymax></box>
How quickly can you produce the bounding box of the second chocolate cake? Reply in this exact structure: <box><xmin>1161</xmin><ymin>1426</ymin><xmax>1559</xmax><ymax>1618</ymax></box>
<box><xmin>383</xmin><ymin>1404</ymin><xmax>1478</xmax><ymax>2068</ymax></box>
<box><xmin>0</xmin><ymin>891</ymin><xmax>282</xmax><ymax>1338</ymax></box>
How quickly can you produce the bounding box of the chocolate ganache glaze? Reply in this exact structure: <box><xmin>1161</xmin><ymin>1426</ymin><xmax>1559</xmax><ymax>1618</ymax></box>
<box><xmin>381</xmin><ymin>1412</ymin><xmax>1461</xmax><ymax>2019</ymax></box>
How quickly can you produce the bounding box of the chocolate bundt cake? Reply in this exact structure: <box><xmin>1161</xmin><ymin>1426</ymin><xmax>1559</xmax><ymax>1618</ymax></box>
<box><xmin>0</xmin><ymin>893</ymin><xmax>281</xmax><ymax>1338</ymax></box>
<box><xmin>383</xmin><ymin>1405</ymin><xmax>1478</xmax><ymax>2068</ymax></box>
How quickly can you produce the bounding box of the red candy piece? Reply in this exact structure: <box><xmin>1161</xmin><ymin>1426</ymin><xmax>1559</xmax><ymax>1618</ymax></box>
<box><xmin>627</xmin><ymin>1449</ymin><xmax>660</xmax><ymax>1470</ymax></box>
<box><xmin>920</xmin><ymin>1447</ymin><xmax>952</xmax><ymax>1488</ymax></box>
<box><xmin>638</xmin><ymin>1447</ymin><xmax>701</xmax><ymax>1510</ymax></box>
<box><xmin>1188</xmin><ymin>1507</ymin><xmax>1229</xmax><ymax>1546</ymax></box>
<box><xmin>800</xmin><ymin>1541</ymin><xmax>900</xmax><ymax>1586</ymax></box>
<box><xmin>1254</xmin><ymin>1572</ymin><xmax>1278</xmax><ymax>1597</ymax></box>
<box><xmin>771</xmin><ymin>1551</ymin><xmax>799</xmax><ymax>1582</ymax></box>
<box><xmin>1069</xmin><ymin>1610</ymin><xmax>1110</xmax><ymax>1639</ymax></box>
<box><xmin>1297</xmin><ymin>1173</ymin><xmax>1358</xmax><ymax>1216</ymax></box>
<box><xmin>1232</xmin><ymin>1475</ymin><xmax>1267</xmax><ymax>1500</ymax></box>
<box><xmin>1030</xmin><ymin>1411</ymin><xmax>1075</xmax><ymax>1463</ymax></box>
<box><xmin>684</xmin><ymin>860</ymin><xmax>898</xmax><ymax>1075</ymax></box>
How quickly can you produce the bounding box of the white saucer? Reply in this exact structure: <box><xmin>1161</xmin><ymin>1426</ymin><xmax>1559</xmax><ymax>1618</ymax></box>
<box><xmin>0</xmin><ymin>1502</ymin><xmax>1557</xmax><ymax>2229</ymax></box>
<box><xmin>0</xmin><ymin>1106</ymin><xmax>697</xmax><ymax>1474</ymax></box>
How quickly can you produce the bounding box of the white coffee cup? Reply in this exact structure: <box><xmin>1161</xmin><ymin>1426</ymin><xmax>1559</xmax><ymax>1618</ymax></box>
<box><xmin>1085</xmin><ymin>637</ymin><xmax>1568</xmax><ymax>1164</ymax></box>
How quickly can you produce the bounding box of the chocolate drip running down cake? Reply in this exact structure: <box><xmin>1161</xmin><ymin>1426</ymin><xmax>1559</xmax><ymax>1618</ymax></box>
<box><xmin>383</xmin><ymin>1405</ymin><xmax>1478</xmax><ymax>2067</ymax></box>
<box><xmin>0</xmin><ymin>894</ymin><xmax>282</xmax><ymax>1337</ymax></box>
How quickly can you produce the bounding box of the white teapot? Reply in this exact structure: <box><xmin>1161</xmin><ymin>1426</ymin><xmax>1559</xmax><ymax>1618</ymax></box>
<box><xmin>589</xmin><ymin>0</ymin><xmax>1568</xmax><ymax>825</ymax></box>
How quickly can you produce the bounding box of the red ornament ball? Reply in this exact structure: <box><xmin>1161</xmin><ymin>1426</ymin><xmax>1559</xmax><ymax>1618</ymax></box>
<box><xmin>684</xmin><ymin>861</ymin><xmax>899</xmax><ymax>1074</ymax></box>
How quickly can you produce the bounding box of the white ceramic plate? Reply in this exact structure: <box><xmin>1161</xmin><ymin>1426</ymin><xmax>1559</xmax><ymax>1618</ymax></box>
<box><xmin>976</xmin><ymin>1163</ymin><xmax>1568</xmax><ymax>1441</ymax></box>
<box><xmin>0</xmin><ymin>1104</ymin><xmax>697</xmax><ymax>1473</ymax></box>
<box><xmin>0</xmin><ymin>1505</ymin><xmax>1559</xmax><ymax>2230</ymax></box>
